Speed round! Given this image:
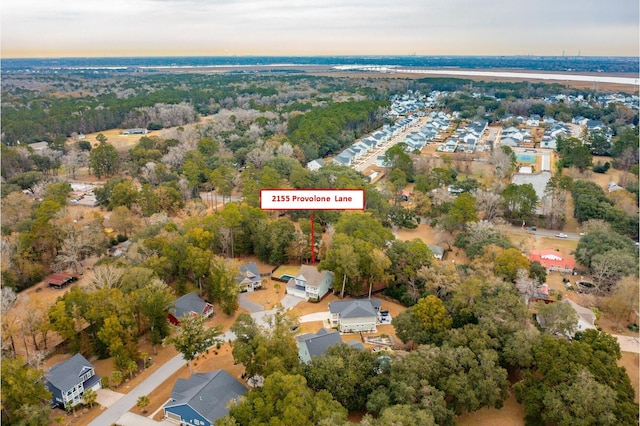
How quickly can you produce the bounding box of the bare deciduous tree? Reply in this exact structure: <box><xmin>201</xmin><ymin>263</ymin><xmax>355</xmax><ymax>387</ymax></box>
<box><xmin>489</xmin><ymin>147</ymin><xmax>513</xmax><ymax>179</ymax></box>
<box><xmin>515</xmin><ymin>269</ymin><xmax>539</xmax><ymax>307</ymax></box>
<box><xmin>475</xmin><ymin>189</ymin><xmax>503</xmax><ymax>222</ymax></box>
<box><xmin>89</xmin><ymin>264</ymin><xmax>125</xmax><ymax>291</ymax></box>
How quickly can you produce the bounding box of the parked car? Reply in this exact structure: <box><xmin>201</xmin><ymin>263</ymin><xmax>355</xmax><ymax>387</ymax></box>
<box><xmin>555</xmin><ymin>233</ymin><xmax>568</xmax><ymax>238</ymax></box>
<box><xmin>526</xmin><ymin>226</ymin><xmax>537</xmax><ymax>232</ymax></box>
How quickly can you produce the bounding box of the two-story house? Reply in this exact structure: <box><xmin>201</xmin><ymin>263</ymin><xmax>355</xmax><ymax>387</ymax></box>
<box><xmin>164</xmin><ymin>369</ymin><xmax>247</xmax><ymax>426</ymax></box>
<box><xmin>45</xmin><ymin>353</ymin><xmax>101</xmax><ymax>409</ymax></box>
<box><xmin>285</xmin><ymin>265</ymin><xmax>334</xmax><ymax>302</ymax></box>
<box><xmin>236</xmin><ymin>262</ymin><xmax>262</xmax><ymax>292</ymax></box>
<box><xmin>328</xmin><ymin>299</ymin><xmax>381</xmax><ymax>333</ymax></box>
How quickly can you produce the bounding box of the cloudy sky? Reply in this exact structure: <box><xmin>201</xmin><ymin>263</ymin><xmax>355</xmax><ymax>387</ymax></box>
<box><xmin>2</xmin><ymin>0</ymin><xmax>638</xmax><ymax>58</ymax></box>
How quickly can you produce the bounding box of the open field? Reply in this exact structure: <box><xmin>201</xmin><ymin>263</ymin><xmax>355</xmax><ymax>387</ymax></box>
<box><xmin>79</xmin><ymin>128</ymin><xmax>160</xmax><ymax>151</ymax></box>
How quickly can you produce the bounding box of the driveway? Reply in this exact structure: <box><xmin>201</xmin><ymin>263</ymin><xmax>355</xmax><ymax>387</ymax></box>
<box><xmin>299</xmin><ymin>312</ymin><xmax>331</xmax><ymax>324</ymax></box>
<box><xmin>89</xmin><ymin>353</ymin><xmax>187</xmax><ymax>426</ymax></box>
<box><xmin>238</xmin><ymin>293</ymin><xmax>263</xmax><ymax>313</ymax></box>
<box><xmin>89</xmin><ymin>294</ymin><xmax>303</xmax><ymax>425</ymax></box>
<box><xmin>114</xmin><ymin>412</ymin><xmax>174</xmax><ymax>426</ymax></box>
<box><xmin>613</xmin><ymin>334</ymin><xmax>640</xmax><ymax>353</ymax></box>
<box><xmin>95</xmin><ymin>389</ymin><xmax>124</xmax><ymax>408</ymax></box>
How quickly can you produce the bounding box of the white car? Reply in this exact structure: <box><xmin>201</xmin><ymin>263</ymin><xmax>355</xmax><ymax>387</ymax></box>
<box><xmin>555</xmin><ymin>233</ymin><xmax>568</xmax><ymax>238</ymax></box>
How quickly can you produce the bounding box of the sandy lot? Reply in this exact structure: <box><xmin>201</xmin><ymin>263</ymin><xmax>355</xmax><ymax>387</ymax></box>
<box><xmin>619</xmin><ymin>352</ymin><xmax>640</xmax><ymax>403</ymax></box>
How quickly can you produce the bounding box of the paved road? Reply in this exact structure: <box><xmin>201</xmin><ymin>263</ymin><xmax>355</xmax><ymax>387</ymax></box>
<box><xmin>507</xmin><ymin>225</ymin><xmax>582</xmax><ymax>242</ymax></box>
<box><xmin>353</xmin><ymin>116</ymin><xmax>429</xmax><ymax>173</ymax></box>
<box><xmin>89</xmin><ymin>353</ymin><xmax>187</xmax><ymax>426</ymax></box>
<box><xmin>89</xmin><ymin>294</ymin><xmax>303</xmax><ymax>425</ymax></box>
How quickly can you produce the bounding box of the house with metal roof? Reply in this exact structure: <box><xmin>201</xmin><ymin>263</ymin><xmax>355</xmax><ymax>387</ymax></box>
<box><xmin>45</xmin><ymin>353</ymin><xmax>101</xmax><ymax>409</ymax></box>
<box><xmin>163</xmin><ymin>370</ymin><xmax>247</xmax><ymax>426</ymax></box>
<box><xmin>296</xmin><ymin>328</ymin><xmax>364</xmax><ymax>363</ymax></box>
<box><xmin>528</xmin><ymin>250</ymin><xmax>575</xmax><ymax>273</ymax></box>
<box><xmin>328</xmin><ymin>299</ymin><xmax>381</xmax><ymax>333</ymax></box>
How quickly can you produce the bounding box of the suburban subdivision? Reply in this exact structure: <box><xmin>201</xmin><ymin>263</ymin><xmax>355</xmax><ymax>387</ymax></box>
<box><xmin>1</xmin><ymin>56</ymin><xmax>639</xmax><ymax>426</ymax></box>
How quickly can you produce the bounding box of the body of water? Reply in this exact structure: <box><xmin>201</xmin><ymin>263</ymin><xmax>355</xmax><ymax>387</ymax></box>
<box><xmin>2</xmin><ymin>55</ymin><xmax>638</xmax><ymax>75</ymax></box>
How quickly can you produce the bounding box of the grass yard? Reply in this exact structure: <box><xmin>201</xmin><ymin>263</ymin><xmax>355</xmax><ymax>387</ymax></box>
<box><xmin>271</xmin><ymin>264</ymin><xmax>301</xmax><ymax>280</ymax></box>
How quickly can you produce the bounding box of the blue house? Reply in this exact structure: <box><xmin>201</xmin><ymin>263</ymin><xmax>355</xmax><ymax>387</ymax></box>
<box><xmin>164</xmin><ymin>370</ymin><xmax>247</xmax><ymax>426</ymax></box>
<box><xmin>45</xmin><ymin>353</ymin><xmax>101</xmax><ymax>409</ymax></box>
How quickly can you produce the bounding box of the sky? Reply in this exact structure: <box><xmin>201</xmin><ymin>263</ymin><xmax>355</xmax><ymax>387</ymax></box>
<box><xmin>2</xmin><ymin>0</ymin><xmax>638</xmax><ymax>58</ymax></box>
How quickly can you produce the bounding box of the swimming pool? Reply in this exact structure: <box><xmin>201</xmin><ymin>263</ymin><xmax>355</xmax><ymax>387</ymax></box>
<box><xmin>516</xmin><ymin>153</ymin><xmax>536</xmax><ymax>163</ymax></box>
<box><xmin>280</xmin><ymin>274</ymin><xmax>295</xmax><ymax>281</ymax></box>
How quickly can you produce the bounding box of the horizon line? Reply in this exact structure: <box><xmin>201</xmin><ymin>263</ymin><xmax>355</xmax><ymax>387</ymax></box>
<box><xmin>3</xmin><ymin>54</ymin><xmax>639</xmax><ymax>60</ymax></box>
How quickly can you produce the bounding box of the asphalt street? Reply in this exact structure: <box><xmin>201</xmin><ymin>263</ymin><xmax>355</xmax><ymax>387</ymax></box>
<box><xmin>89</xmin><ymin>294</ymin><xmax>302</xmax><ymax>426</ymax></box>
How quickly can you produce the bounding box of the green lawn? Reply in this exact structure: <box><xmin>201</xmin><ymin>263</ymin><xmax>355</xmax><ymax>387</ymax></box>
<box><xmin>272</xmin><ymin>265</ymin><xmax>301</xmax><ymax>279</ymax></box>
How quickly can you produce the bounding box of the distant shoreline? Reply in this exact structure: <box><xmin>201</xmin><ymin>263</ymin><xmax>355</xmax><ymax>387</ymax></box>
<box><xmin>2</xmin><ymin>55</ymin><xmax>637</xmax><ymax>75</ymax></box>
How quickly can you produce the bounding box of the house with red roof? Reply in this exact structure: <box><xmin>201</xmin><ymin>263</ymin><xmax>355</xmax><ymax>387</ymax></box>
<box><xmin>529</xmin><ymin>250</ymin><xmax>575</xmax><ymax>273</ymax></box>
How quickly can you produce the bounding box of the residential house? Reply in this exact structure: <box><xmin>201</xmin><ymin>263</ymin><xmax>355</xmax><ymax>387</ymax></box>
<box><xmin>236</xmin><ymin>262</ymin><xmax>262</xmax><ymax>292</ymax></box>
<box><xmin>168</xmin><ymin>293</ymin><xmax>214</xmax><ymax>325</ymax></box>
<box><xmin>427</xmin><ymin>245</ymin><xmax>445</xmax><ymax>261</ymax></box>
<box><xmin>45</xmin><ymin>353</ymin><xmax>101</xmax><ymax>409</ymax></box>
<box><xmin>306</xmin><ymin>158</ymin><xmax>324</xmax><ymax>171</ymax></box>
<box><xmin>286</xmin><ymin>265</ymin><xmax>334</xmax><ymax>301</ymax></box>
<box><xmin>163</xmin><ymin>370</ymin><xmax>247</xmax><ymax>426</ymax></box>
<box><xmin>329</xmin><ymin>299</ymin><xmax>381</xmax><ymax>332</ymax></box>
<box><xmin>500</xmin><ymin>137</ymin><xmax>520</xmax><ymax>148</ymax></box>
<box><xmin>333</xmin><ymin>149</ymin><xmax>355</xmax><ymax>167</ymax></box>
<box><xmin>296</xmin><ymin>328</ymin><xmax>364</xmax><ymax>363</ymax></box>
<box><xmin>528</xmin><ymin>250</ymin><xmax>575</xmax><ymax>273</ymax></box>
<box><xmin>563</xmin><ymin>299</ymin><xmax>597</xmax><ymax>336</ymax></box>
<box><xmin>526</xmin><ymin>117</ymin><xmax>540</xmax><ymax>127</ymax></box>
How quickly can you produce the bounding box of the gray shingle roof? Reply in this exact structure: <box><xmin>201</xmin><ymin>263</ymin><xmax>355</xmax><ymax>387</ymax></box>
<box><xmin>236</xmin><ymin>262</ymin><xmax>261</xmax><ymax>287</ymax></box>
<box><xmin>45</xmin><ymin>353</ymin><xmax>94</xmax><ymax>392</ymax></box>
<box><xmin>296</xmin><ymin>265</ymin><xmax>333</xmax><ymax>287</ymax></box>
<box><xmin>297</xmin><ymin>328</ymin><xmax>343</xmax><ymax>359</ymax></box>
<box><xmin>165</xmin><ymin>370</ymin><xmax>247</xmax><ymax>423</ymax></box>
<box><xmin>329</xmin><ymin>299</ymin><xmax>380</xmax><ymax>318</ymax></box>
<box><xmin>173</xmin><ymin>293</ymin><xmax>209</xmax><ymax>318</ymax></box>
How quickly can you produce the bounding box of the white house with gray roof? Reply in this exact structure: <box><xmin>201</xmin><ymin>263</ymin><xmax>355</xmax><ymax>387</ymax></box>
<box><xmin>236</xmin><ymin>262</ymin><xmax>262</xmax><ymax>292</ymax></box>
<box><xmin>286</xmin><ymin>265</ymin><xmax>334</xmax><ymax>302</ymax></box>
<box><xmin>329</xmin><ymin>299</ymin><xmax>381</xmax><ymax>332</ymax></box>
